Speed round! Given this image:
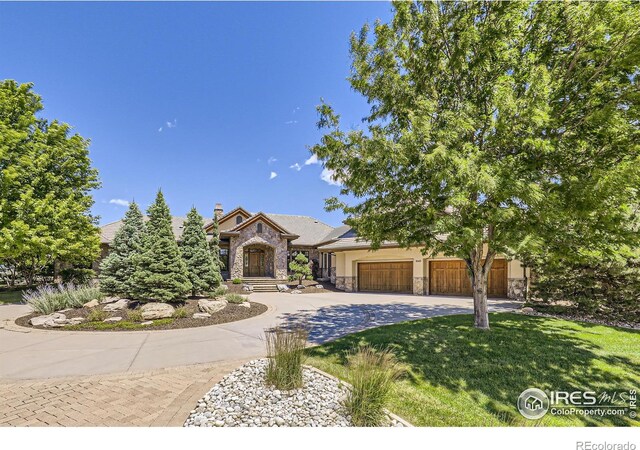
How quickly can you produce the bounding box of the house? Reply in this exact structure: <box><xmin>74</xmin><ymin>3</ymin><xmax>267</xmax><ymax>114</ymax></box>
<box><xmin>99</xmin><ymin>203</ymin><xmax>527</xmax><ymax>300</ymax></box>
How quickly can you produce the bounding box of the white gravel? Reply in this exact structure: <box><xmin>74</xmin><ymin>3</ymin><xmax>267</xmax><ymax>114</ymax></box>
<box><xmin>184</xmin><ymin>359</ymin><xmax>405</xmax><ymax>427</ymax></box>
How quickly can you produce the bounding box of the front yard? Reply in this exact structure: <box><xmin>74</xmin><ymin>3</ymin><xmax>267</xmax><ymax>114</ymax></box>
<box><xmin>306</xmin><ymin>313</ymin><xmax>640</xmax><ymax>427</ymax></box>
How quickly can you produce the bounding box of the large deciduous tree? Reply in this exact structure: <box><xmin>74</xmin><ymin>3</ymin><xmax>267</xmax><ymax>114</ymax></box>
<box><xmin>0</xmin><ymin>80</ymin><xmax>101</xmax><ymax>286</ymax></box>
<box><xmin>99</xmin><ymin>202</ymin><xmax>144</xmax><ymax>297</ymax></box>
<box><xmin>181</xmin><ymin>207</ymin><xmax>219</xmax><ymax>296</ymax></box>
<box><xmin>311</xmin><ymin>1</ymin><xmax>640</xmax><ymax>329</ymax></box>
<box><xmin>132</xmin><ymin>191</ymin><xmax>191</xmax><ymax>301</ymax></box>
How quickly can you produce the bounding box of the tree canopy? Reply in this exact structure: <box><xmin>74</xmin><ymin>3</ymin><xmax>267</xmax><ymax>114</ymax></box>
<box><xmin>181</xmin><ymin>207</ymin><xmax>220</xmax><ymax>296</ymax></box>
<box><xmin>0</xmin><ymin>80</ymin><xmax>101</xmax><ymax>285</ymax></box>
<box><xmin>311</xmin><ymin>1</ymin><xmax>640</xmax><ymax>328</ymax></box>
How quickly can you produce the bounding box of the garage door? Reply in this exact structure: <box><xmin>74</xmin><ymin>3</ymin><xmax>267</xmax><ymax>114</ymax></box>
<box><xmin>429</xmin><ymin>259</ymin><xmax>507</xmax><ymax>297</ymax></box>
<box><xmin>358</xmin><ymin>261</ymin><xmax>413</xmax><ymax>294</ymax></box>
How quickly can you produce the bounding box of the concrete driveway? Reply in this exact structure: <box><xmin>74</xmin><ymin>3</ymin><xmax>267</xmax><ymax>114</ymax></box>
<box><xmin>0</xmin><ymin>291</ymin><xmax>520</xmax><ymax>380</ymax></box>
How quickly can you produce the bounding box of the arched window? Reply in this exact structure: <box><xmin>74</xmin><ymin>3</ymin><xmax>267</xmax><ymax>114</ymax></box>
<box><xmin>257</xmin><ymin>223</ymin><xmax>263</xmax><ymax>233</ymax></box>
<box><xmin>236</xmin><ymin>215</ymin><xmax>243</xmax><ymax>225</ymax></box>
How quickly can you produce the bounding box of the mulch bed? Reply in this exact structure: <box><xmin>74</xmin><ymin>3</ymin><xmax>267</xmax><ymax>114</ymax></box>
<box><xmin>15</xmin><ymin>298</ymin><xmax>268</xmax><ymax>332</ymax></box>
<box><xmin>284</xmin><ymin>280</ymin><xmax>341</xmax><ymax>294</ymax></box>
<box><xmin>525</xmin><ymin>302</ymin><xmax>639</xmax><ymax>330</ymax></box>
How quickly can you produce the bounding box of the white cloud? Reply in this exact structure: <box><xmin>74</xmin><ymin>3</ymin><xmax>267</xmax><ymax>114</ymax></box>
<box><xmin>304</xmin><ymin>154</ymin><xmax>319</xmax><ymax>166</ymax></box>
<box><xmin>284</xmin><ymin>120</ymin><xmax>298</xmax><ymax>125</ymax></box>
<box><xmin>159</xmin><ymin>119</ymin><xmax>177</xmax><ymax>132</ymax></box>
<box><xmin>320</xmin><ymin>168</ymin><xmax>341</xmax><ymax>186</ymax></box>
<box><xmin>289</xmin><ymin>163</ymin><xmax>302</xmax><ymax>171</ymax></box>
<box><xmin>158</xmin><ymin>127</ymin><xmax>163</xmax><ymax>132</ymax></box>
<box><xmin>109</xmin><ymin>198</ymin><xmax>130</xmax><ymax>207</ymax></box>
<box><xmin>293</xmin><ymin>106</ymin><xmax>300</xmax><ymax>114</ymax></box>
<box><xmin>269</xmin><ymin>171</ymin><xmax>278</xmax><ymax>180</ymax></box>
<box><xmin>268</xmin><ymin>156</ymin><xmax>278</xmax><ymax>165</ymax></box>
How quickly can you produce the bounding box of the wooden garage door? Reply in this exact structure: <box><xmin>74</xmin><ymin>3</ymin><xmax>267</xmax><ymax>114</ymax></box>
<box><xmin>429</xmin><ymin>259</ymin><xmax>507</xmax><ymax>297</ymax></box>
<box><xmin>358</xmin><ymin>262</ymin><xmax>413</xmax><ymax>294</ymax></box>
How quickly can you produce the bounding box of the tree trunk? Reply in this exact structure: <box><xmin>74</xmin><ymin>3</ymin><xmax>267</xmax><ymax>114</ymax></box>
<box><xmin>471</xmin><ymin>267</ymin><xmax>490</xmax><ymax>329</ymax></box>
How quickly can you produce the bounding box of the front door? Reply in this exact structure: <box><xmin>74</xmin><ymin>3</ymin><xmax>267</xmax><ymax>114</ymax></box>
<box><xmin>244</xmin><ymin>249</ymin><xmax>265</xmax><ymax>277</ymax></box>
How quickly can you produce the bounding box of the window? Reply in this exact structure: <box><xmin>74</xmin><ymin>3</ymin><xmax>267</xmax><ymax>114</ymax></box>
<box><xmin>236</xmin><ymin>215</ymin><xmax>243</xmax><ymax>225</ymax></box>
<box><xmin>257</xmin><ymin>223</ymin><xmax>263</xmax><ymax>233</ymax></box>
<box><xmin>219</xmin><ymin>248</ymin><xmax>229</xmax><ymax>271</ymax></box>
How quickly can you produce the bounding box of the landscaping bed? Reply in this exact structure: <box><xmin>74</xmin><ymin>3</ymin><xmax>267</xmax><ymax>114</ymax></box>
<box><xmin>16</xmin><ymin>297</ymin><xmax>267</xmax><ymax>331</ymax></box>
<box><xmin>306</xmin><ymin>312</ymin><xmax>640</xmax><ymax>427</ymax></box>
<box><xmin>184</xmin><ymin>359</ymin><xmax>406</xmax><ymax>427</ymax></box>
<box><xmin>523</xmin><ymin>301</ymin><xmax>639</xmax><ymax>330</ymax></box>
<box><xmin>283</xmin><ymin>279</ymin><xmax>340</xmax><ymax>294</ymax></box>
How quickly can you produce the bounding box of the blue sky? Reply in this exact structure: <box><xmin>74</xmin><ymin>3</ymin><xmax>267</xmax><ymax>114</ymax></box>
<box><xmin>0</xmin><ymin>2</ymin><xmax>393</xmax><ymax>226</ymax></box>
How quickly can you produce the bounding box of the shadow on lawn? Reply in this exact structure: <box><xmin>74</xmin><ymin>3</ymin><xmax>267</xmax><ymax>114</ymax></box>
<box><xmin>305</xmin><ymin>311</ymin><xmax>640</xmax><ymax>426</ymax></box>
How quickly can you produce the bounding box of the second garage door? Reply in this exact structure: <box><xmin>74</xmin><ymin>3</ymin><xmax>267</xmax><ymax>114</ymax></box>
<box><xmin>358</xmin><ymin>261</ymin><xmax>413</xmax><ymax>294</ymax></box>
<box><xmin>429</xmin><ymin>259</ymin><xmax>508</xmax><ymax>297</ymax></box>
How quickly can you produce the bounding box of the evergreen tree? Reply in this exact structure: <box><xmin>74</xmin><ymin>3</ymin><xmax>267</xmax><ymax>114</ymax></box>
<box><xmin>132</xmin><ymin>191</ymin><xmax>191</xmax><ymax>301</ymax></box>
<box><xmin>181</xmin><ymin>207</ymin><xmax>219</xmax><ymax>296</ymax></box>
<box><xmin>208</xmin><ymin>216</ymin><xmax>224</xmax><ymax>287</ymax></box>
<box><xmin>99</xmin><ymin>202</ymin><xmax>144</xmax><ymax>296</ymax></box>
<box><xmin>289</xmin><ymin>253</ymin><xmax>312</xmax><ymax>285</ymax></box>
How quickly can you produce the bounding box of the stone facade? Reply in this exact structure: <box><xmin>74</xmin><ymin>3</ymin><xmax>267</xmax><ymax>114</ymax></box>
<box><xmin>335</xmin><ymin>276</ymin><xmax>345</xmax><ymax>291</ymax></box>
<box><xmin>412</xmin><ymin>277</ymin><xmax>428</xmax><ymax>295</ymax></box>
<box><xmin>330</xmin><ymin>267</ymin><xmax>336</xmax><ymax>285</ymax></box>
<box><xmin>508</xmin><ymin>278</ymin><xmax>526</xmax><ymax>301</ymax></box>
<box><xmin>229</xmin><ymin>221</ymin><xmax>288</xmax><ymax>280</ymax></box>
<box><xmin>343</xmin><ymin>276</ymin><xmax>356</xmax><ymax>292</ymax></box>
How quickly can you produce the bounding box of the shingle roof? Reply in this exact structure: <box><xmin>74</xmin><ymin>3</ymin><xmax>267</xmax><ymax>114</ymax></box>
<box><xmin>101</xmin><ymin>212</ymin><xmax>341</xmax><ymax>247</ymax></box>
<box><xmin>100</xmin><ymin>216</ymin><xmax>188</xmax><ymax>244</ymax></box>
<box><xmin>317</xmin><ymin>237</ymin><xmax>400</xmax><ymax>251</ymax></box>
<box><xmin>264</xmin><ymin>214</ymin><xmax>334</xmax><ymax>246</ymax></box>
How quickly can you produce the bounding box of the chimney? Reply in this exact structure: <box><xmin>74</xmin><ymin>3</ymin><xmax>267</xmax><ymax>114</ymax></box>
<box><xmin>214</xmin><ymin>203</ymin><xmax>223</xmax><ymax>220</ymax></box>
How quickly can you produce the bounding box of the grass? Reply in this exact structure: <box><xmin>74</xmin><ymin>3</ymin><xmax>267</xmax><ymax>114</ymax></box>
<box><xmin>344</xmin><ymin>346</ymin><xmax>405</xmax><ymax>426</ymax></box>
<box><xmin>306</xmin><ymin>313</ymin><xmax>640</xmax><ymax>427</ymax></box>
<box><xmin>86</xmin><ymin>309</ymin><xmax>108</xmax><ymax>322</ymax></box>
<box><xmin>66</xmin><ymin>318</ymin><xmax>173</xmax><ymax>331</ymax></box>
<box><xmin>23</xmin><ymin>284</ymin><xmax>104</xmax><ymax>313</ymax></box>
<box><xmin>0</xmin><ymin>289</ymin><xmax>24</xmax><ymax>304</ymax></box>
<box><xmin>172</xmin><ymin>306</ymin><xmax>189</xmax><ymax>318</ymax></box>
<box><xmin>265</xmin><ymin>326</ymin><xmax>309</xmax><ymax>390</ymax></box>
<box><xmin>225</xmin><ymin>293</ymin><xmax>247</xmax><ymax>304</ymax></box>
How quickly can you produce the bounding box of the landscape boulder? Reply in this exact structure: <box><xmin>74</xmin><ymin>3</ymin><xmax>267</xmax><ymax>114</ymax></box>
<box><xmin>100</xmin><ymin>297</ymin><xmax>119</xmax><ymax>304</ymax></box>
<box><xmin>198</xmin><ymin>299</ymin><xmax>227</xmax><ymax>315</ymax></box>
<box><xmin>83</xmin><ymin>299</ymin><xmax>100</xmax><ymax>308</ymax></box>
<box><xmin>141</xmin><ymin>302</ymin><xmax>175</xmax><ymax>320</ymax></box>
<box><xmin>242</xmin><ymin>284</ymin><xmax>254</xmax><ymax>292</ymax></box>
<box><xmin>290</xmin><ymin>290</ymin><xmax>302</xmax><ymax>295</ymax></box>
<box><xmin>276</xmin><ymin>284</ymin><xmax>289</xmax><ymax>292</ymax></box>
<box><xmin>103</xmin><ymin>317</ymin><xmax>122</xmax><ymax>323</ymax></box>
<box><xmin>315</xmin><ymin>285</ymin><xmax>324</xmax><ymax>289</ymax></box>
<box><xmin>103</xmin><ymin>299</ymin><xmax>129</xmax><ymax>312</ymax></box>
<box><xmin>521</xmin><ymin>307</ymin><xmax>535</xmax><ymax>314</ymax></box>
<box><xmin>193</xmin><ymin>312</ymin><xmax>212</xmax><ymax>319</ymax></box>
<box><xmin>296</xmin><ymin>285</ymin><xmax>305</xmax><ymax>290</ymax></box>
<box><xmin>30</xmin><ymin>313</ymin><xmax>66</xmax><ymax>327</ymax></box>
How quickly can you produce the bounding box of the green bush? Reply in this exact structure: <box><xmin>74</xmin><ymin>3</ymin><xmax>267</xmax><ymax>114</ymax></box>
<box><xmin>225</xmin><ymin>293</ymin><xmax>247</xmax><ymax>304</ymax></box>
<box><xmin>127</xmin><ymin>309</ymin><xmax>143</xmax><ymax>322</ymax></box>
<box><xmin>265</xmin><ymin>326</ymin><xmax>309</xmax><ymax>390</ymax></box>
<box><xmin>232</xmin><ymin>278</ymin><xmax>242</xmax><ymax>284</ymax></box>
<box><xmin>289</xmin><ymin>253</ymin><xmax>312</xmax><ymax>285</ymax></box>
<box><xmin>60</xmin><ymin>268</ymin><xmax>96</xmax><ymax>284</ymax></box>
<box><xmin>172</xmin><ymin>306</ymin><xmax>189</xmax><ymax>318</ymax></box>
<box><xmin>530</xmin><ymin>255</ymin><xmax>640</xmax><ymax>322</ymax></box>
<box><xmin>86</xmin><ymin>309</ymin><xmax>108</xmax><ymax>322</ymax></box>
<box><xmin>209</xmin><ymin>285</ymin><xmax>228</xmax><ymax>298</ymax></box>
<box><xmin>23</xmin><ymin>283</ymin><xmax>105</xmax><ymax>314</ymax></box>
<box><xmin>344</xmin><ymin>346</ymin><xmax>404</xmax><ymax>427</ymax></box>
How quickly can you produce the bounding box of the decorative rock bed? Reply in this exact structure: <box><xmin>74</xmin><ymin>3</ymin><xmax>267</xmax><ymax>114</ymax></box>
<box><xmin>184</xmin><ymin>359</ymin><xmax>408</xmax><ymax>427</ymax></box>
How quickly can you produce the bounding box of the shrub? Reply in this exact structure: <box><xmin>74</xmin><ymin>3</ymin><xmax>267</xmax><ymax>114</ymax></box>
<box><xmin>232</xmin><ymin>278</ymin><xmax>242</xmax><ymax>284</ymax></box>
<box><xmin>86</xmin><ymin>309</ymin><xmax>108</xmax><ymax>322</ymax></box>
<box><xmin>225</xmin><ymin>293</ymin><xmax>247</xmax><ymax>304</ymax></box>
<box><xmin>264</xmin><ymin>325</ymin><xmax>309</xmax><ymax>390</ymax></box>
<box><xmin>209</xmin><ymin>285</ymin><xmax>228</xmax><ymax>298</ymax></box>
<box><xmin>127</xmin><ymin>309</ymin><xmax>143</xmax><ymax>322</ymax></box>
<box><xmin>344</xmin><ymin>346</ymin><xmax>404</xmax><ymax>427</ymax></box>
<box><xmin>61</xmin><ymin>268</ymin><xmax>96</xmax><ymax>284</ymax></box>
<box><xmin>23</xmin><ymin>283</ymin><xmax>104</xmax><ymax>314</ymax></box>
<box><xmin>172</xmin><ymin>306</ymin><xmax>189</xmax><ymax>318</ymax></box>
<box><xmin>289</xmin><ymin>253</ymin><xmax>312</xmax><ymax>285</ymax></box>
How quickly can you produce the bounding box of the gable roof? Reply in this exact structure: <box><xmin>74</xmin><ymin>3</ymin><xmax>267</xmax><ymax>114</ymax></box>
<box><xmin>264</xmin><ymin>214</ymin><xmax>335</xmax><ymax>246</ymax></box>
<box><xmin>204</xmin><ymin>206</ymin><xmax>252</xmax><ymax>231</ymax></box>
<box><xmin>225</xmin><ymin>212</ymin><xmax>298</xmax><ymax>238</ymax></box>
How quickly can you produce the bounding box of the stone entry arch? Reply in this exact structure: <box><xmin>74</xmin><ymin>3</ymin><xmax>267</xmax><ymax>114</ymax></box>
<box><xmin>242</xmin><ymin>244</ymin><xmax>275</xmax><ymax>278</ymax></box>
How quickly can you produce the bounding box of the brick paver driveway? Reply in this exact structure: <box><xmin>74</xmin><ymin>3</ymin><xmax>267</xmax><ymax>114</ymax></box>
<box><xmin>0</xmin><ymin>292</ymin><xmax>520</xmax><ymax>426</ymax></box>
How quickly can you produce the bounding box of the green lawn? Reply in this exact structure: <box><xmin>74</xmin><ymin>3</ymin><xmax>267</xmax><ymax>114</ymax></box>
<box><xmin>306</xmin><ymin>313</ymin><xmax>640</xmax><ymax>426</ymax></box>
<box><xmin>0</xmin><ymin>289</ymin><xmax>24</xmax><ymax>305</ymax></box>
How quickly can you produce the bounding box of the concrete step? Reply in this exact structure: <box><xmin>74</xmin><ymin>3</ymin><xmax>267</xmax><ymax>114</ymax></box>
<box><xmin>251</xmin><ymin>285</ymin><xmax>279</xmax><ymax>292</ymax></box>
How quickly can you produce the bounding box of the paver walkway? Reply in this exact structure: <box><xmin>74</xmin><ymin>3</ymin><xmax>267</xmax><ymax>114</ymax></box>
<box><xmin>0</xmin><ymin>359</ymin><xmax>246</xmax><ymax>426</ymax></box>
<box><xmin>0</xmin><ymin>291</ymin><xmax>521</xmax><ymax>426</ymax></box>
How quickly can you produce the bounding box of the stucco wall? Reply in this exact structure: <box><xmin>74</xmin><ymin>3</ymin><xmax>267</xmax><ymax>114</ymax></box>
<box><xmin>331</xmin><ymin>246</ymin><xmax>525</xmax><ymax>298</ymax></box>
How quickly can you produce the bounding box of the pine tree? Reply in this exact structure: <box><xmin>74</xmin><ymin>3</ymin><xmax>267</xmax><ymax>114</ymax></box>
<box><xmin>289</xmin><ymin>253</ymin><xmax>312</xmax><ymax>286</ymax></box>
<box><xmin>181</xmin><ymin>207</ymin><xmax>219</xmax><ymax>296</ymax></box>
<box><xmin>99</xmin><ymin>202</ymin><xmax>144</xmax><ymax>297</ymax></box>
<box><xmin>208</xmin><ymin>216</ymin><xmax>224</xmax><ymax>287</ymax></box>
<box><xmin>132</xmin><ymin>191</ymin><xmax>191</xmax><ymax>301</ymax></box>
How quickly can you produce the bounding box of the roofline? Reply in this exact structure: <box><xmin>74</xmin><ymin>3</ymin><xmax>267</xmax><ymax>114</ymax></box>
<box><xmin>229</xmin><ymin>212</ymin><xmax>300</xmax><ymax>239</ymax></box>
<box><xmin>317</xmin><ymin>242</ymin><xmax>402</xmax><ymax>252</ymax></box>
<box><xmin>205</xmin><ymin>206</ymin><xmax>252</xmax><ymax>230</ymax></box>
